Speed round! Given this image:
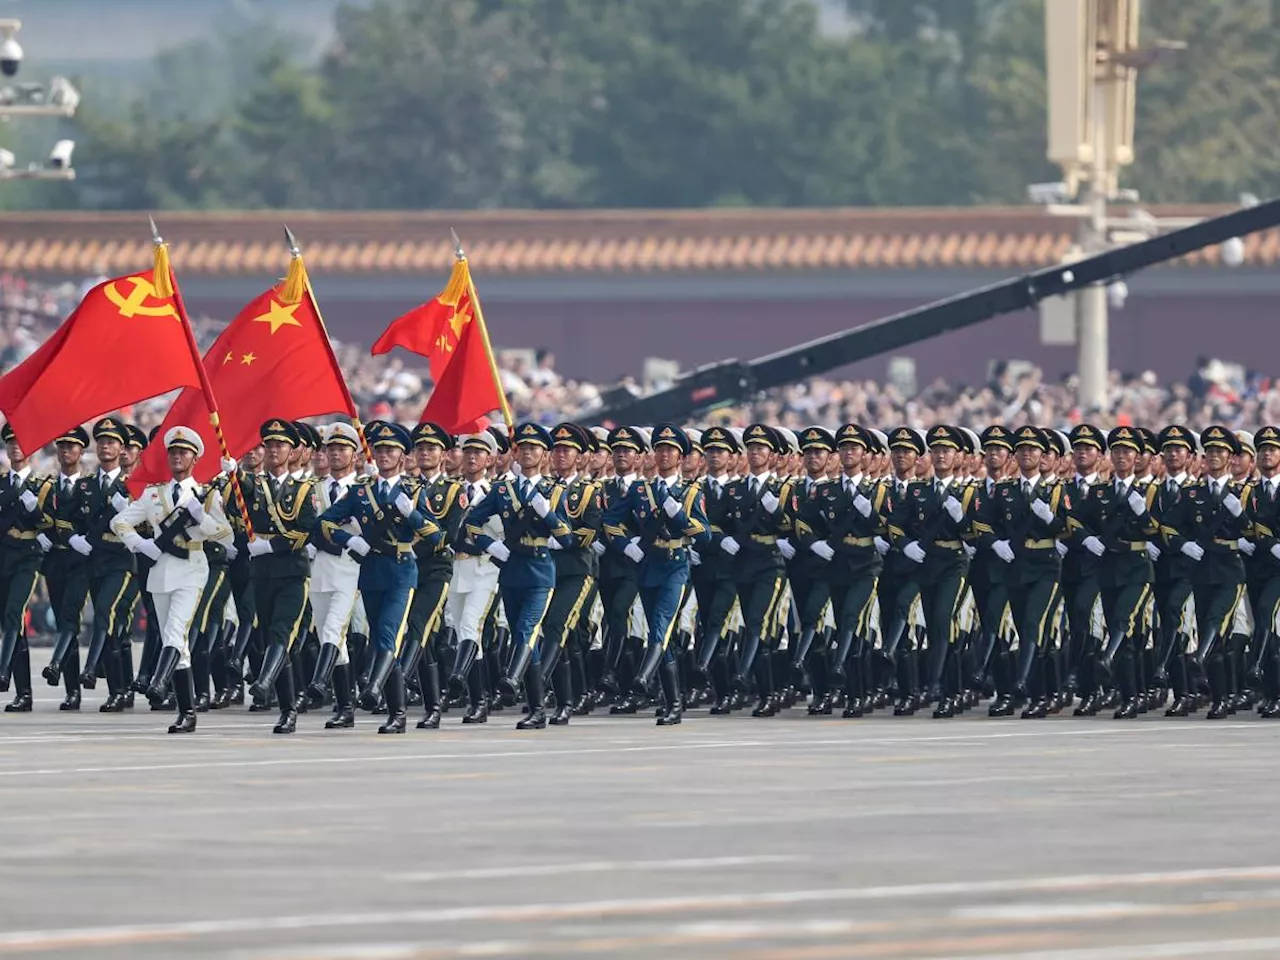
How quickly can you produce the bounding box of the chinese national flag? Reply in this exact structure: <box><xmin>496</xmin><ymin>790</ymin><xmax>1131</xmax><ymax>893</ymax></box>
<box><xmin>128</xmin><ymin>258</ymin><xmax>356</xmax><ymax>496</ymax></box>
<box><xmin>0</xmin><ymin>262</ymin><xmax>204</xmax><ymax>452</ymax></box>
<box><xmin>370</xmin><ymin>259</ymin><xmax>471</xmax><ymax>380</ymax></box>
<box><xmin>419</xmin><ymin>297</ymin><xmax>504</xmax><ymax>434</ymax></box>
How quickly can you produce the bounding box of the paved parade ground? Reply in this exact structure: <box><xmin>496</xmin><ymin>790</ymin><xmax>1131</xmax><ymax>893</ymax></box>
<box><xmin>4</xmin><ymin>691</ymin><xmax>1280</xmax><ymax>959</ymax></box>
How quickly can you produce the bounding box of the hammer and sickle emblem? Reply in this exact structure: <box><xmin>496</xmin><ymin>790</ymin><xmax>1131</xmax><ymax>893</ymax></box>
<box><xmin>103</xmin><ymin>277</ymin><xmax>178</xmax><ymax>319</ymax></box>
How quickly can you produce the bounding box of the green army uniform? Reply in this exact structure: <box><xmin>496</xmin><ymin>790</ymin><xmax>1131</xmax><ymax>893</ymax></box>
<box><xmin>1151</xmin><ymin>425</ymin><xmax>1201</xmax><ymax>715</ymax></box>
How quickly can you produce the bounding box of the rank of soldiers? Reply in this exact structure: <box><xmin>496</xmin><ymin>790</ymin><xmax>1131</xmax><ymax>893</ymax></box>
<box><xmin>1</xmin><ymin>414</ymin><xmax>1277</xmax><ymax>733</ymax></box>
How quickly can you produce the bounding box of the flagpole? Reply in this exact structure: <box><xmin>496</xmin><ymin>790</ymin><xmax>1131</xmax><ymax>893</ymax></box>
<box><xmin>150</xmin><ymin>217</ymin><xmax>255</xmax><ymax>540</ymax></box>
<box><xmin>451</xmin><ymin>229</ymin><xmax>514</xmax><ymax>432</ymax></box>
<box><xmin>283</xmin><ymin>226</ymin><xmax>374</xmax><ymax>465</ymax></box>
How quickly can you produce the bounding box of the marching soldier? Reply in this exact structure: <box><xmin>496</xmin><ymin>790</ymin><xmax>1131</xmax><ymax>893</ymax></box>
<box><xmin>784</xmin><ymin>427</ymin><xmax>837</xmax><ymax>707</ymax></box>
<box><xmin>317</xmin><ymin>422</ymin><xmax>442</xmax><ymax>733</ymax></box>
<box><xmin>305</xmin><ymin>422</ymin><xmax>364</xmax><ymax>728</ymax></box>
<box><xmin>1061</xmin><ymin>424</ymin><xmax>1107</xmax><ymax>714</ymax></box>
<box><xmin>444</xmin><ymin>431</ymin><xmax>501</xmax><ymax>724</ymax></box>
<box><xmin>1085</xmin><ymin>427</ymin><xmax>1160</xmax><ymax>719</ymax></box>
<box><xmin>400</xmin><ymin>422</ymin><xmax>466</xmax><ymax>730</ymax></box>
<box><xmin>595</xmin><ymin>426</ymin><xmax>646</xmax><ymax>705</ymax></box>
<box><xmin>0</xmin><ymin>423</ymin><xmax>53</xmax><ymax>710</ymax></box>
<box><xmin>1176</xmin><ymin>425</ymin><xmax>1249</xmax><ymax>719</ymax></box>
<box><xmin>241</xmin><ymin>419</ymin><xmax>321</xmax><ymax>734</ymax></box>
<box><xmin>880</xmin><ymin>428</ymin><xmax>927</xmax><ymax>714</ymax></box>
<box><xmin>969</xmin><ymin>425</ymin><xmax>1015</xmax><ymax>712</ymax></box>
<box><xmin>690</xmin><ymin>425</ymin><xmax>740</xmax><ymax>713</ymax></box>
<box><xmin>602</xmin><ymin>423</ymin><xmax>708</xmax><ymax>725</ymax></box>
<box><xmin>110</xmin><ymin>427</ymin><xmax>231</xmax><ymax>733</ymax></box>
<box><xmin>539</xmin><ymin>423</ymin><xmax>601</xmax><ymax>725</ymax></box>
<box><xmin>462</xmin><ymin>421</ymin><xmax>573</xmax><ymax>729</ymax></box>
<box><xmin>1245</xmin><ymin>425</ymin><xmax>1280</xmax><ymax>716</ymax></box>
<box><xmin>1152</xmin><ymin>426</ymin><xmax>1200</xmax><ymax>715</ymax></box>
<box><xmin>37</xmin><ymin>425</ymin><xmax>91</xmax><ymax>711</ymax></box>
<box><xmin>715</xmin><ymin>424</ymin><xmax>795</xmax><ymax>716</ymax></box>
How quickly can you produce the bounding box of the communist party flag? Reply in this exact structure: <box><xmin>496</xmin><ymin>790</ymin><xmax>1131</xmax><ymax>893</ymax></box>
<box><xmin>416</xmin><ymin>258</ymin><xmax>510</xmax><ymax>434</ymax></box>
<box><xmin>0</xmin><ymin>245</ymin><xmax>205</xmax><ymax>452</ymax></box>
<box><xmin>371</xmin><ymin>258</ymin><xmax>472</xmax><ymax>380</ymax></box>
<box><xmin>128</xmin><ymin>252</ymin><xmax>357</xmax><ymax>496</ymax></box>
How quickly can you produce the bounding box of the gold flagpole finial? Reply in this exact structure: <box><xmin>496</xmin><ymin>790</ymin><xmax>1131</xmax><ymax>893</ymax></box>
<box><xmin>284</xmin><ymin>224</ymin><xmax>301</xmax><ymax>259</ymax></box>
<box><xmin>450</xmin><ymin>228</ymin><xmax>466</xmax><ymax>262</ymax></box>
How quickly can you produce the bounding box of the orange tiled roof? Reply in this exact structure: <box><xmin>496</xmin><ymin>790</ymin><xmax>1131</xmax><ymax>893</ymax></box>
<box><xmin>0</xmin><ymin>206</ymin><xmax>1273</xmax><ymax>276</ymax></box>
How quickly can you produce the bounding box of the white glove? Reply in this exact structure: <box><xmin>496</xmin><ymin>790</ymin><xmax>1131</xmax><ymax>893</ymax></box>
<box><xmin>1145</xmin><ymin>543</ymin><xmax>1162</xmax><ymax>563</ymax></box>
<box><xmin>19</xmin><ymin>490</ymin><xmax>37</xmax><ymax>512</ymax></box>
<box><xmin>1181</xmin><ymin>541</ymin><xmax>1205</xmax><ymax>561</ymax></box>
<box><xmin>225</xmin><ymin>543</ymin><xmax>238</xmax><ymax>561</ymax></box>
<box><xmin>963</xmin><ymin>543</ymin><xmax>977</xmax><ymax>558</ymax></box>
<box><xmin>221</xmin><ymin>457</ymin><xmax>237</xmax><ymax>474</ymax></box>
<box><xmin>943</xmin><ymin>496</ymin><xmax>963</xmax><ymax>522</ymax></box>
<box><xmin>1272</xmin><ymin>543</ymin><xmax>1280</xmax><ymax>562</ymax></box>
<box><xmin>690</xmin><ymin>549</ymin><xmax>701</xmax><ymax>566</ymax></box>
<box><xmin>485</xmin><ymin>540</ymin><xmax>510</xmax><ymax>563</ymax></box>
<box><xmin>1055</xmin><ymin>541</ymin><xmax>1069</xmax><ymax>558</ymax></box>
<box><xmin>1239</xmin><ymin>538</ymin><xmax>1256</xmax><ymax>556</ymax></box>
<box><xmin>874</xmin><ymin>536</ymin><xmax>890</xmax><ymax>556</ymax></box>
<box><xmin>904</xmin><ymin>540</ymin><xmax>927</xmax><ymax>564</ymax></box>
<box><xmin>1030</xmin><ymin>499</ymin><xmax>1052</xmax><ymax>523</ymax></box>
<box><xmin>179</xmin><ymin>494</ymin><xmax>204</xmax><ymax>522</ymax></box>
<box><xmin>760</xmin><ymin>490</ymin><xmax>780</xmax><ymax>514</ymax></box>
<box><xmin>993</xmin><ymin>540</ymin><xmax>1015</xmax><ymax>563</ymax></box>
<box><xmin>136</xmin><ymin>538</ymin><xmax>162</xmax><ymax>562</ymax></box>
<box><xmin>548</xmin><ymin>537</ymin><xmax>562</xmax><ymax>550</ymax></box>
<box><xmin>591</xmin><ymin>541</ymin><xmax>606</xmax><ymax>557</ymax></box>
<box><xmin>852</xmin><ymin>494</ymin><xmax>872</xmax><ymax>518</ymax></box>
<box><xmin>810</xmin><ymin>540</ymin><xmax>835</xmax><ymax>562</ymax></box>
<box><xmin>361</xmin><ymin>462</ymin><xmax>378</xmax><ymax>478</ymax></box>
<box><xmin>529</xmin><ymin>491</ymin><xmax>551</xmax><ymax>518</ymax></box>
<box><xmin>305</xmin><ymin>544</ymin><xmax>318</xmax><ymax>561</ymax></box>
<box><xmin>1083</xmin><ymin>535</ymin><xmax>1105</xmax><ymax>557</ymax></box>
<box><xmin>247</xmin><ymin>537</ymin><xmax>274</xmax><ymax>558</ymax></box>
<box><xmin>68</xmin><ymin>534</ymin><xmax>93</xmax><ymax>557</ymax></box>
<box><xmin>1127</xmin><ymin>490</ymin><xmax>1146</xmax><ymax>516</ymax></box>
<box><xmin>1223</xmin><ymin>492</ymin><xmax>1243</xmax><ymax>517</ymax></box>
<box><xmin>778</xmin><ymin>538</ymin><xmax>796</xmax><ymax>560</ymax></box>
<box><xmin>111</xmin><ymin>492</ymin><xmax>129</xmax><ymax>512</ymax></box>
<box><xmin>346</xmin><ymin>535</ymin><xmax>370</xmax><ymax>557</ymax></box>
<box><xmin>720</xmin><ymin>536</ymin><xmax>741</xmax><ymax>556</ymax></box>
<box><xmin>624</xmin><ymin>542</ymin><xmax>645</xmax><ymax>564</ymax></box>
<box><xmin>394</xmin><ymin>491</ymin><xmax>414</xmax><ymax>518</ymax></box>
<box><xmin>663</xmin><ymin>496</ymin><xmax>681</xmax><ymax>518</ymax></box>
<box><xmin>36</xmin><ymin>533</ymin><xmax>51</xmax><ymax>552</ymax></box>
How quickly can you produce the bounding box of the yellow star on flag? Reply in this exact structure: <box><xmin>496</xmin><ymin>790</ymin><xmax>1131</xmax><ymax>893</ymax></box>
<box><xmin>241</xmin><ymin>351</ymin><xmax>257</xmax><ymax>365</ymax></box>
<box><xmin>251</xmin><ymin>299</ymin><xmax>302</xmax><ymax>335</ymax></box>
<box><xmin>223</xmin><ymin>351</ymin><xmax>234</xmax><ymax>364</ymax></box>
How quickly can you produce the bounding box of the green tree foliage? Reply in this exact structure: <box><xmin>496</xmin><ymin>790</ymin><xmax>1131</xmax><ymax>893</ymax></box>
<box><xmin>58</xmin><ymin>0</ymin><xmax>1280</xmax><ymax>210</ymax></box>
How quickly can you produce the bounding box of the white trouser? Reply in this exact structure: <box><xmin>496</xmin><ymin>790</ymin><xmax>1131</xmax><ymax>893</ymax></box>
<box><xmin>446</xmin><ymin>582</ymin><xmax>500</xmax><ymax>644</ymax></box>
<box><xmin>350</xmin><ymin>595</ymin><xmax>369</xmax><ymax>636</ymax></box>
<box><xmin>152</xmin><ymin>585</ymin><xmax>203</xmax><ymax>670</ymax></box>
<box><xmin>311</xmin><ymin>579</ymin><xmax>359</xmax><ymax>666</ymax></box>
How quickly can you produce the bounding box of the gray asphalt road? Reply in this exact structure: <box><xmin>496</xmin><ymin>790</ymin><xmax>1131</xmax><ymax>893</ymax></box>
<box><xmin>2</xmin><ymin>689</ymin><xmax>1280</xmax><ymax>959</ymax></box>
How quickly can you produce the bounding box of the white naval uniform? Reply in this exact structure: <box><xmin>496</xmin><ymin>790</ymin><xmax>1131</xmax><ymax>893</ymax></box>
<box><xmin>312</xmin><ymin>472</ymin><xmax>362</xmax><ymax>666</ymax></box>
<box><xmin>446</xmin><ymin>476</ymin><xmax>502</xmax><ymax>643</ymax></box>
<box><xmin>110</xmin><ymin>478</ymin><xmax>231</xmax><ymax>669</ymax></box>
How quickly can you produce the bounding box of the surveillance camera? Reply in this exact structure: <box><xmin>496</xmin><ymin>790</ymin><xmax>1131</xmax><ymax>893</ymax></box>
<box><xmin>0</xmin><ymin>149</ymin><xmax>13</xmax><ymax>171</ymax></box>
<box><xmin>1107</xmin><ymin>280</ymin><xmax>1128</xmax><ymax>310</ymax></box>
<box><xmin>48</xmin><ymin>76</ymin><xmax>79</xmax><ymax>112</ymax></box>
<box><xmin>1027</xmin><ymin>181</ymin><xmax>1070</xmax><ymax>205</ymax></box>
<box><xmin>1220</xmin><ymin>237</ymin><xmax>1245</xmax><ymax>268</ymax></box>
<box><xmin>0</xmin><ymin>37</ymin><xmax>22</xmax><ymax>77</ymax></box>
<box><xmin>48</xmin><ymin>139</ymin><xmax>74</xmax><ymax>170</ymax></box>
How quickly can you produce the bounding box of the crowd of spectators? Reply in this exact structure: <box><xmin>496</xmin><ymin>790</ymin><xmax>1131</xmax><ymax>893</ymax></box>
<box><xmin>2</xmin><ymin>274</ymin><xmax>1277</xmax><ymax>473</ymax></box>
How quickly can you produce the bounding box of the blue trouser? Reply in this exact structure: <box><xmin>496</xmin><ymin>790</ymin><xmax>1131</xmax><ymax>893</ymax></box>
<box><xmin>361</xmin><ymin>587</ymin><xmax>415</xmax><ymax>655</ymax></box>
<box><xmin>641</xmin><ymin>575</ymin><xmax>689</xmax><ymax>666</ymax></box>
<box><xmin>500</xmin><ymin>583</ymin><xmax>553</xmax><ymax>663</ymax></box>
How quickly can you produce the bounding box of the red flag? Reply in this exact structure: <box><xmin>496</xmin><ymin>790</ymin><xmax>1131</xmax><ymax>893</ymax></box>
<box><xmin>419</xmin><ymin>296</ymin><xmax>504</xmax><ymax>434</ymax></box>
<box><xmin>128</xmin><ymin>258</ymin><xmax>355</xmax><ymax>496</ymax></box>
<box><xmin>0</xmin><ymin>263</ymin><xmax>204</xmax><ymax>452</ymax></box>
<box><xmin>371</xmin><ymin>259</ymin><xmax>471</xmax><ymax>380</ymax></box>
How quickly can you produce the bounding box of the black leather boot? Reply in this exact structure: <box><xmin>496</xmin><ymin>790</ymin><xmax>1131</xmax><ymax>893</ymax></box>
<box><xmin>0</xmin><ymin>628</ymin><xmax>19</xmax><ymax>692</ymax></box>
<box><xmin>146</xmin><ymin>645</ymin><xmax>180</xmax><ymax>701</ymax></box>
<box><xmin>325</xmin><ymin>663</ymin><xmax>356</xmax><ymax>729</ymax></box>
<box><xmin>169</xmin><ymin>668</ymin><xmax>198</xmax><ymax>733</ymax></box>
<box><xmin>249</xmin><ymin>642</ymin><xmax>289</xmax><ymax>703</ymax></box>
<box><xmin>358</xmin><ymin>649</ymin><xmax>395</xmax><ymax>711</ymax></box>
<box><xmin>416</xmin><ymin>660</ymin><xmax>442</xmax><ymax>729</ymax></box>
<box><xmin>500</xmin><ymin>642</ymin><xmax>534</xmax><ymax>706</ymax></box>
<box><xmin>463</xmin><ymin>663</ymin><xmax>489</xmax><ymax>724</ymax></box>
<box><xmin>631</xmin><ymin>639</ymin><xmax>664</xmax><ymax>696</ymax></box>
<box><xmin>656</xmin><ymin>659</ymin><xmax>683</xmax><ymax>726</ymax></box>
<box><xmin>549</xmin><ymin>656</ymin><xmax>573</xmax><ymax>725</ymax></box>
<box><xmin>733</xmin><ymin>631</ymin><xmax>761</xmax><ymax>692</ymax></box>
<box><xmin>447</xmin><ymin>639</ymin><xmax>479</xmax><ymax>700</ymax></box>
<box><xmin>307</xmin><ymin>642</ymin><xmax>339</xmax><ymax>703</ymax></box>
<box><xmin>42</xmin><ymin>629</ymin><xmax>77</xmax><ymax>686</ymax></box>
<box><xmin>79</xmin><ymin>622</ymin><xmax>111</xmax><ymax>689</ymax></box>
<box><xmin>516</xmin><ymin>660</ymin><xmax>547</xmax><ymax>729</ymax></box>
<box><xmin>378</xmin><ymin>663</ymin><xmax>407</xmax><ymax>734</ymax></box>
